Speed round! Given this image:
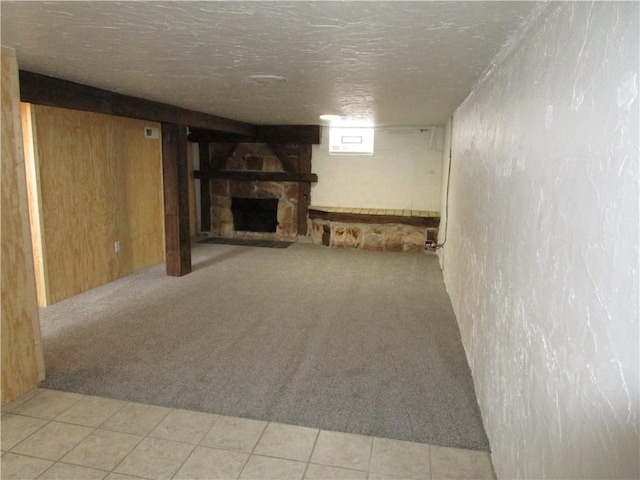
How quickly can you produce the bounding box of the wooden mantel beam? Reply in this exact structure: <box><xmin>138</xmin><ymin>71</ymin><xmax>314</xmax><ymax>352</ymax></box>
<box><xmin>193</xmin><ymin>170</ymin><xmax>318</xmax><ymax>183</ymax></box>
<box><xmin>19</xmin><ymin>71</ymin><xmax>256</xmax><ymax>136</ymax></box>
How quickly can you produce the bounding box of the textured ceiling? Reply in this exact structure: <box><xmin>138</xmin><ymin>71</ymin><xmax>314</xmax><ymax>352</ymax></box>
<box><xmin>1</xmin><ymin>1</ymin><xmax>539</xmax><ymax>127</ymax></box>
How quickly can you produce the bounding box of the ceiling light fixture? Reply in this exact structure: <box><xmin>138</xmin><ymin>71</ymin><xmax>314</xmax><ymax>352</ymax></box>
<box><xmin>319</xmin><ymin>114</ymin><xmax>342</xmax><ymax>122</ymax></box>
<box><xmin>245</xmin><ymin>74</ymin><xmax>288</xmax><ymax>85</ymax></box>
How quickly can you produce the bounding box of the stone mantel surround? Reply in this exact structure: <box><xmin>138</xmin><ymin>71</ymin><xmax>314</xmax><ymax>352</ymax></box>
<box><xmin>209</xmin><ymin>143</ymin><xmax>310</xmax><ymax>241</ymax></box>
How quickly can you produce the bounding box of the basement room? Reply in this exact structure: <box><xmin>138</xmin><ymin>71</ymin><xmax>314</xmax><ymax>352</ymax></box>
<box><xmin>1</xmin><ymin>2</ymin><xmax>638</xmax><ymax>479</ymax></box>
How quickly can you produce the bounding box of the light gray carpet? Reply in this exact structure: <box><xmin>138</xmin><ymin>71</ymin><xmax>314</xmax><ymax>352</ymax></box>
<box><xmin>40</xmin><ymin>242</ymin><xmax>489</xmax><ymax>451</ymax></box>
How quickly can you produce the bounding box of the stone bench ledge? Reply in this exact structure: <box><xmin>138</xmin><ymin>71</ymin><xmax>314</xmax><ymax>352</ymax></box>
<box><xmin>308</xmin><ymin>206</ymin><xmax>440</xmax><ymax>228</ymax></box>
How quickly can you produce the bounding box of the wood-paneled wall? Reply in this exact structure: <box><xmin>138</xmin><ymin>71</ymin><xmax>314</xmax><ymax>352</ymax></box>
<box><xmin>1</xmin><ymin>46</ymin><xmax>45</xmax><ymax>405</ymax></box>
<box><xmin>27</xmin><ymin>105</ymin><xmax>165</xmax><ymax>305</ymax></box>
<box><xmin>120</xmin><ymin>117</ymin><xmax>165</xmax><ymax>273</ymax></box>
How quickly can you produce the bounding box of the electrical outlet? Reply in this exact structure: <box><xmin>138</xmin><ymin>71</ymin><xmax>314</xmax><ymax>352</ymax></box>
<box><xmin>114</xmin><ymin>241</ymin><xmax>121</xmax><ymax>253</ymax></box>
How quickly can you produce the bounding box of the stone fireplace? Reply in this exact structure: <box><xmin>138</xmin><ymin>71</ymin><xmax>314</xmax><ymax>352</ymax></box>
<box><xmin>209</xmin><ymin>143</ymin><xmax>310</xmax><ymax>241</ymax></box>
<box><xmin>196</xmin><ymin>135</ymin><xmax>437</xmax><ymax>252</ymax></box>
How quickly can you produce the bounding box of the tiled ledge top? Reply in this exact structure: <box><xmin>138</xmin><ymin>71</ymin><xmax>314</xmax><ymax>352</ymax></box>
<box><xmin>309</xmin><ymin>206</ymin><xmax>440</xmax><ymax>218</ymax></box>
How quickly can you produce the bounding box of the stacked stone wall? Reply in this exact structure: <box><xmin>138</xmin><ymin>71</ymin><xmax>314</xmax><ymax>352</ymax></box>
<box><xmin>310</xmin><ymin>219</ymin><xmax>429</xmax><ymax>252</ymax></box>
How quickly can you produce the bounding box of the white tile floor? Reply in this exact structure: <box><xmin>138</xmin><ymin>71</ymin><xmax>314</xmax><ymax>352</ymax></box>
<box><xmin>1</xmin><ymin>388</ymin><xmax>495</xmax><ymax>480</ymax></box>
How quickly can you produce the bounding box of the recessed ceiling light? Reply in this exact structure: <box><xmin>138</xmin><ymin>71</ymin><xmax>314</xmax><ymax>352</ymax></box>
<box><xmin>245</xmin><ymin>74</ymin><xmax>288</xmax><ymax>85</ymax></box>
<box><xmin>319</xmin><ymin>114</ymin><xmax>341</xmax><ymax>122</ymax></box>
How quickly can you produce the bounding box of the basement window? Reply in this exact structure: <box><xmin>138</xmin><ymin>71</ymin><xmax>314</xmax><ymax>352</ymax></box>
<box><xmin>329</xmin><ymin>127</ymin><xmax>374</xmax><ymax>155</ymax></box>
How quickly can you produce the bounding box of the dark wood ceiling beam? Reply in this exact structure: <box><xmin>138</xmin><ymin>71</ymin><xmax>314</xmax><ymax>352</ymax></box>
<box><xmin>257</xmin><ymin>125</ymin><xmax>321</xmax><ymax>144</ymax></box>
<box><xmin>188</xmin><ymin>125</ymin><xmax>321</xmax><ymax>144</ymax></box>
<box><xmin>19</xmin><ymin>71</ymin><xmax>256</xmax><ymax>136</ymax></box>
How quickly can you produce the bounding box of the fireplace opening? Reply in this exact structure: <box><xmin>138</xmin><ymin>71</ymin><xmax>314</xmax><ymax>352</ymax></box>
<box><xmin>231</xmin><ymin>198</ymin><xmax>278</xmax><ymax>233</ymax></box>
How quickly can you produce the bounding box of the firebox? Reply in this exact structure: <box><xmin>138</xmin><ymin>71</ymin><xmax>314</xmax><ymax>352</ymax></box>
<box><xmin>231</xmin><ymin>198</ymin><xmax>278</xmax><ymax>233</ymax></box>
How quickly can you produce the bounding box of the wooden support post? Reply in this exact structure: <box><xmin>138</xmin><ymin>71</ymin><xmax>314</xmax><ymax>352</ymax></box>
<box><xmin>198</xmin><ymin>142</ymin><xmax>211</xmax><ymax>232</ymax></box>
<box><xmin>297</xmin><ymin>144</ymin><xmax>312</xmax><ymax>235</ymax></box>
<box><xmin>162</xmin><ymin>123</ymin><xmax>191</xmax><ymax>277</ymax></box>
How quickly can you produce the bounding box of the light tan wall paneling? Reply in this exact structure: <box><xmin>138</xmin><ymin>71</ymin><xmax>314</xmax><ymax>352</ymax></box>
<box><xmin>33</xmin><ymin>106</ymin><xmax>117</xmax><ymax>303</ymax></box>
<box><xmin>120</xmin><ymin>118</ymin><xmax>165</xmax><ymax>272</ymax></box>
<box><xmin>1</xmin><ymin>46</ymin><xmax>46</xmax><ymax>405</ymax></box>
<box><xmin>30</xmin><ymin>105</ymin><xmax>164</xmax><ymax>304</ymax></box>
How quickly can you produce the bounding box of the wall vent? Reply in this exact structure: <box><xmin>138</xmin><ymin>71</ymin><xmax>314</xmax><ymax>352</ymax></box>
<box><xmin>144</xmin><ymin>126</ymin><xmax>159</xmax><ymax>139</ymax></box>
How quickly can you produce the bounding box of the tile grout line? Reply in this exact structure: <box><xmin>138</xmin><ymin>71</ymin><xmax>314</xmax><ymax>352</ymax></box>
<box><xmin>75</xmin><ymin>398</ymin><xmax>153</xmax><ymax>478</ymax></box>
<box><xmin>35</xmin><ymin>461</ymin><xmax>57</xmax><ymax>479</ymax></box>
<box><xmin>3</xmin><ymin>451</ymin><xmax>57</xmax><ymax>462</ymax></box>
<box><xmin>3</xmin><ymin>411</ymin><xmax>52</xmax><ymax>457</ymax></box>
<box><xmin>2</xmin><ymin>452</ymin><xmax>53</xmax><ymax>480</ymax></box>
<box><xmin>165</xmin><ymin>437</ymin><xmax>197</xmax><ymax>480</ymax></box>
<box><xmin>233</xmin><ymin>417</ymin><xmax>269</xmax><ymax>479</ymax></box>
<box><xmin>35</xmin><ymin>459</ymin><xmax>110</xmax><ymax>479</ymax></box>
<box><xmin>367</xmin><ymin>435</ymin><xmax>375</xmax><ymax>475</ymax></box>
<box><xmin>307</xmin><ymin>460</ymin><xmax>369</xmax><ymax>475</ymax></box>
<box><xmin>108</xmin><ymin>404</ymin><xmax>177</xmax><ymax>479</ymax></box>
<box><xmin>38</xmin><ymin>392</ymin><xmax>129</xmax><ymax>431</ymax></box>
<box><xmin>300</xmin><ymin>426</ymin><xmax>321</xmax><ymax>480</ymax></box>
<box><xmin>86</xmin><ymin>395</ymin><xmax>130</xmax><ymax>430</ymax></box>
<box><xmin>9</xmin><ymin>390</ymin><xmax>82</xmax><ymax>422</ymax></box>
<box><xmin>1</xmin><ymin>387</ymin><xmax>46</xmax><ymax>414</ymax></box>
<box><xmin>94</xmin><ymin>428</ymin><xmax>147</xmax><ymax>478</ymax></box>
<box><xmin>166</xmin><ymin>406</ymin><xmax>219</xmax><ymax>480</ymax></box>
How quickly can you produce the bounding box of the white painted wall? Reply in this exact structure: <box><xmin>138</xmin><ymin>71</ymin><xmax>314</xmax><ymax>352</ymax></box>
<box><xmin>440</xmin><ymin>3</ymin><xmax>639</xmax><ymax>479</ymax></box>
<box><xmin>311</xmin><ymin>126</ymin><xmax>442</xmax><ymax>210</ymax></box>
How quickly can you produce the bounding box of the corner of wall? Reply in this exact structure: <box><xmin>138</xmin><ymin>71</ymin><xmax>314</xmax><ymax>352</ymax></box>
<box><xmin>436</xmin><ymin>117</ymin><xmax>452</xmax><ymax>271</ymax></box>
<box><xmin>1</xmin><ymin>45</ymin><xmax>46</xmax><ymax>404</ymax></box>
